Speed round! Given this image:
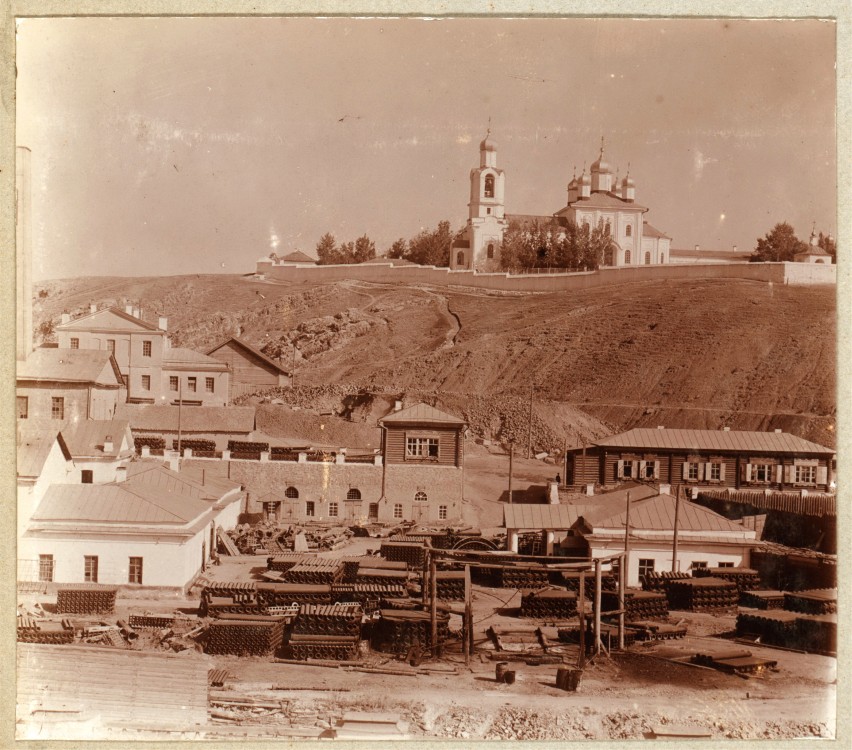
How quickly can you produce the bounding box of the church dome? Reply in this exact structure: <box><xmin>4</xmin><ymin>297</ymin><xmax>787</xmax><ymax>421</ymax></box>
<box><xmin>567</xmin><ymin>176</ymin><xmax>578</xmax><ymax>190</ymax></box>
<box><xmin>480</xmin><ymin>133</ymin><xmax>497</xmax><ymax>152</ymax></box>
<box><xmin>580</xmin><ymin>171</ymin><xmax>591</xmax><ymax>185</ymax></box>
<box><xmin>590</xmin><ymin>155</ymin><xmax>612</xmax><ymax>174</ymax></box>
<box><xmin>622</xmin><ymin>174</ymin><xmax>635</xmax><ymax>187</ymax></box>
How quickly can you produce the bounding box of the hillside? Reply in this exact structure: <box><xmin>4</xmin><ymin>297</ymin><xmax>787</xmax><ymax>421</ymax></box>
<box><xmin>33</xmin><ymin>274</ymin><xmax>837</xmax><ymax>449</ymax></box>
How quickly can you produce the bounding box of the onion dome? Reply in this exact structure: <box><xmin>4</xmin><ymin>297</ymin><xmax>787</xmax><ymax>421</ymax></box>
<box><xmin>480</xmin><ymin>131</ymin><xmax>497</xmax><ymax>152</ymax></box>
<box><xmin>590</xmin><ymin>136</ymin><xmax>611</xmax><ymax>173</ymax></box>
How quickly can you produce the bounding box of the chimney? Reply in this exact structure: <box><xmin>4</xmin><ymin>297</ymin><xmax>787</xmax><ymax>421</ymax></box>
<box><xmin>732</xmin><ymin>244</ymin><xmax>738</xmax><ymax>253</ymax></box>
<box><xmin>722</xmin><ymin>426</ymin><xmax>731</xmax><ymax>431</ymax></box>
<box><xmin>103</xmin><ymin>434</ymin><xmax>114</xmax><ymax>453</ymax></box>
<box><xmin>158</xmin><ymin>316</ymin><xmax>168</xmax><ymax>331</ymax></box>
<box><xmin>694</xmin><ymin>244</ymin><xmax>700</xmax><ymax>252</ymax></box>
<box><xmin>657</xmin><ymin>425</ymin><xmax>665</xmax><ymax>430</ymax></box>
<box><xmin>61</xmin><ymin>312</ymin><xmax>70</xmax><ymax>325</ymax></box>
<box><xmin>125</xmin><ymin>304</ymin><xmax>133</xmax><ymax>315</ymax></box>
<box><xmin>166</xmin><ymin>451</ymin><xmax>180</xmax><ymax>472</ymax></box>
<box><xmin>394</xmin><ymin>400</ymin><xmax>403</xmax><ymax>412</ymax></box>
<box><xmin>115</xmin><ymin>465</ymin><xmax>127</xmax><ymax>483</ymax></box>
<box><xmin>133</xmin><ymin>306</ymin><xmax>141</xmax><ymax>319</ymax></box>
<box><xmin>774</xmin><ymin>428</ymin><xmax>782</xmax><ymax>434</ymax></box>
<box><xmin>90</xmin><ymin>302</ymin><xmax>97</xmax><ymax>314</ymax></box>
<box><xmin>659</xmin><ymin>483</ymin><xmax>671</xmax><ymax>495</ymax></box>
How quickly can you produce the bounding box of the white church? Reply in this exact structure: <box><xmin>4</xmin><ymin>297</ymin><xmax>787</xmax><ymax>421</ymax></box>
<box><xmin>451</xmin><ymin>133</ymin><xmax>672</xmax><ymax>272</ymax></box>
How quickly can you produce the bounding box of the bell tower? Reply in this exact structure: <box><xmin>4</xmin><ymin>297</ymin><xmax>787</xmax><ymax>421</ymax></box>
<box><xmin>461</xmin><ymin>128</ymin><xmax>507</xmax><ymax>271</ymax></box>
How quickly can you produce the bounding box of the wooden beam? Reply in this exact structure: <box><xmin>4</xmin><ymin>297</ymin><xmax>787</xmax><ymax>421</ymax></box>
<box><xmin>430</xmin><ymin>554</ymin><xmax>438</xmax><ymax>658</ymax></box>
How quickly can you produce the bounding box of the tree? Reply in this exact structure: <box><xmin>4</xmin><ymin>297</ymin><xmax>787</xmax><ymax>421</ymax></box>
<box><xmin>499</xmin><ymin>218</ymin><xmax>610</xmax><ymax>272</ymax></box>
<box><xmin>406</xmin><ymin>220</ymin><xmax>455</xmax><ymax>267</ymax></box>
<box><xmin>387</xmin><ymin>238</ymin><xmax>407</xmax><ymax>259</ymax></box>
<box><xmin>750</xmin><ymin>223</ymin><xmax>807</xmax><ymax>262</ymax></box>
<box><xmin>315</xmin><ymin>233</ymin><xmax>340</xmax><ymax>265</ymax></box>
<box><xmin>352</xmin><ymin>234</ymin><xmax>377</xmax><ymax>263</ymax></box>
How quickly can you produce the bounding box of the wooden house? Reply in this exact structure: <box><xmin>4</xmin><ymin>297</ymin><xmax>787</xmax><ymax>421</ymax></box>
<box><xmin>205</xmin><ymin>337</ymin><xmax>290</xmax><ymax>401</ymax></box>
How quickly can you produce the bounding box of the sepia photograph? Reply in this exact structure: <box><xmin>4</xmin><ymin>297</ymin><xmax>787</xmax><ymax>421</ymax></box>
<box><xmin>10</xmin><ymin>10</ymin><xmax>844</xmax><ymax>742</ymax></box>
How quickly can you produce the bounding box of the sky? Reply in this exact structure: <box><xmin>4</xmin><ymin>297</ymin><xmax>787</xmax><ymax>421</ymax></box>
<box><xmin>16</xmin><ymin>17</ymin><xmax>836</xmax><ymax>280</ymax></box>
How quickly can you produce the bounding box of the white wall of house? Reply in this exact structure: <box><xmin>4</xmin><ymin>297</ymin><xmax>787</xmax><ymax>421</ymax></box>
<box><xmin>214</xmin><ymin>495</ymin><xmax>243</xmax><ymax>530</ymax></box>
<box><xmin>17</xmin><ymin>441</ymin><xmax>78</xmax><ymax>540</ymax></box>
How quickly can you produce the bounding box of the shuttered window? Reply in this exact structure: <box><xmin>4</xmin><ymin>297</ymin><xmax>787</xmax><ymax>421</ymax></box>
<box><xmin>682</xmin><ymin>462</ymin><xmax>700</xmax><ymax>481</ymax></box>
<box><xmin>795</xmin><ymin>465</ymin><xmax>816</xmax><ymax>485</ymax></box>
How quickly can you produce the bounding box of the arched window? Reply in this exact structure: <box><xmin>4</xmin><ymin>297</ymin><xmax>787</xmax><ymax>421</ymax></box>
<box><xmin>582</xmin><ymin>219</ymin><xmax>590</xmax><ymax>232</ymax></box>
<box><xmin>645</xmin><ymin>251</ymin><xmax>651</xmax><ymax>265</ymax></box>
<box><xmin>346</xmin><ymin>488</ymin><xmax>361</xmax><ymax>500</ymax></box>
<box><xmin>456</xmin><ymin>251</ymin><xmax>465</xmax><ymax>266</ymax></box>
<box><xmin>414</xmin><ymin>491</ymin><xmax>428</xmax><ymax>503</ymax></box>
<box><xmin>487</xmin><ymin>243</ymin><xmax>494</xmax><ymax>259</ymax></box>
<box><xmin>625</xmin><ymin>224</ymin><xmax>632</xmax><ymax>237</ymax></box>
<box><xmin>624</xmin><ymin>249</ymin><xmax>631</xmax><ymax>264</ymax></box>
<box><xmin>285</xmin><ymin>486</ymin><xmax>299</xmax><ymax>499</ymax></box>
<box><xmin>484</xmin><ymin>174</ymin><xmax>495</xmax><ymax>198</ymax></box>
<box><xmin>604</xmin><ymin>220</ymin><xmax>611</xmax><ymax>236</ymax></box>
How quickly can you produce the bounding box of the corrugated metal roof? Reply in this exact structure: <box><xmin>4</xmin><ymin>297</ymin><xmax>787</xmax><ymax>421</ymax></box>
<box><xmin>584</xmin><ymin>533</ymin><xmax>762</xmax><ymax>547</ymax></box>
<box><xmin>379</xmin><ymin>402</ymin><xmax>466</xmax><ymax>426</ymax></box>
<box><xmin>16</xmin><ymin>430</ymin><xmax>69</xmax><ymax>478</ymax></box>
<box><xmin>32</xmin><ymin>482</ymin><xmax>212</xmax><ymax>525</ymax></box>
<box><xmin>55</xmin><ymin>306</ymin><xmax>161</xmax><ymax>332</ymax></box>
<box><xmin>17</xmin><ymin>348</ymin><xmax>122</xmax><ymax>385</ymax></box>
<box><xmin>591</xmin><ymin>428</ymin><xmax>834</xmax><ymax>455</ymax></box>
<box><xmin>116</xmin><ymin>404</ymin><xmax>256</xmax><ymax>432</ymax></box>
<box><xmin>127</xmin><ymin>461</ymin><xmax>240</xmax><ymax>500</ymax></box>
<box><xmin>162</xmin><ymin>347</ymin><xmax>228</xmax><ymax>367</ymax></box>
<box><xmin>60</xmin><ymin>419</ymin><xmax>132</xmax><ymax>458</ymax></box>
<box><xmin>205</xmin><ymin>337</ymin><xmax>289</xmax><ymax>375</ymax></box>
<box><xmin>17</xmin><ymin>643</ymin><xmax>207</xmax><ymax>730</ymax></box>
<box><xmin>585</xmin><ymin>493</ymin><xmax>748</xmax><ymax>533</ymax></box>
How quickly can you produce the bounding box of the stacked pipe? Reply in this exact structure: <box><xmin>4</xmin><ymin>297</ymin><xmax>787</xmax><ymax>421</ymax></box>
<box><xmin>519</xmin><ymin>588</ymin><xmax>578</xmax><ymax>618</ymax></box>
<box><xmin>267</xmin><ymin>553</ymin><xmax>314</xmax><ymax>573</ymax></box>
<box><xmin>562</xmin><ymin>571</ymin><xmax>618</xmax><ymax>595</ymax></box>
<box><xmin>794</xmin><ymin>614</ymin><xmax>837</xmax><ymax>654</ymax></box>
<box><xmin>739</xmin><ymin>590</ymin><xmax>786</xmax><ymax>610</ymax></box>
<box><xmin>128</xmin><ymin>614</ymin><xmax>175</xmax><ymax>629</ymax></box>
<box><xmin>736</xmin><ymin>609</ymin><xmax>801</xmax><ymax>648</ymax></box>
<box><xmin>200</xmin><ymin>582</ymin><xmax>257</xmax><ymax>615</ymax></box>
<box><xmin>625</xmin><ymin>621</ymin><xmax>688</xmax><ymax>641</ymax></box>
<box><xmin>281</xmin><ymin>560</ymin><xmax>344</xmax><ymax>585</ymax></box>
<box><xmin>492</xmin><ymin>565</ymin><xmax>550</xmax><ymax>589</ymax></box>
<box><xmin>255</xmin><ymin>583</ymin><xmax>333</xmax><ymax>607</ymax></box>
<box><xmin>56</xmin><ymin>585</ymin><xmax>118</xmax><ymax>615</ymax></box>
<box><xmin>435</xmin><ymin>570</ymin><xmax>466</xmax><ymax>601</ymax></box>
<box><xmin>558</xmin><ymin>623</ymin><xmax>636</xmax><ymax>651</ymax></box>
<box><xmin>665</xmin><ymin>577</ymin><xmax>739</xmax><ymax>612</ymax></box>
<box><xmin>602</xmin><ymin>590</ymin><xmax>669</xmax><ymax>621</ymax></box>
<box><xmin>17</xmin><ymin>617</ymin><xmax>75</xmax><ymax>644</ymax></box>
<box><xmin>371</xmin><ymin>609</ymin><xmax>449</xmax><ymax>655</ymax></box>
<box><xmin>205</xmin><ymin>614</ymin><xmax>286</xmax><ymax>656</ymax></box>
<box><xmin>640</xmin><ymin>571</ymin><xmax>691</xmax><ymax>593</ymax></box>
<box><xmin>692</xmin><ymin>567</ymin><xmax>761</xmax><ymax>594</ymax></box>
<box><xmin>379</xmin><ymin>540</ymin><xmax>430</xmax><ymax>569</ymax></box>
<box><xmin>331</xmin><ymin>583</ymin><xmax>407</xmax><ymax>611</ymax></box>
<box><xmin>783</xmin><ymin>589</ymin><xmax>837</xmax><ymax>615</ymax></box>
<box><xmin>340</xmin><ymin>557</ymin><xmax>408</xmax><ymax>581</ymax></box>
<box><xmin>355</xmin><ymin>568</ymin><xmax>410</xmax><ymax>586</ymax></box>
<box><xmin>293</xmin><ymin>604</ymin><xmax>363</xmax><ymax>636</ymax></box>
<box><xmin>392</xmin><ymin>532</ymin><xmax>450</xmax><ymax>549</ymax></box>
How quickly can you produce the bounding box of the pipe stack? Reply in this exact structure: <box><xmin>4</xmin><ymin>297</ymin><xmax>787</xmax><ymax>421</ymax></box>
<box><xmin>692</xmin><ymin>567</ymin><xmax>761</xmax><ymax>594</ymax></box>
<box><xmin>371</xmin><ymin>608</ymin><xmax>449</xmax><ymax>655</ymax></box>
<box><xmin>519</xmin><ymin>588</ymin><xmax>578</xmax><ymax>618</ymax></box>
<box><xmin>205</xmin><ymin>614</ymin><xmax>286</xmax><ymax>656</ymax></box>
<box><xmin>379</xmin><ymin>540</ymin><xmax>430</xmax><ymax>569</ymax></box>
<box><xmin>56</xmin><ymin>584</ymin><xmax>118</xmax><ymax>615</ymax></box>
<box><xmin>601</xmin><ymin>590</ymin><xmax>668</xmax><ymax>621</ymax></box>
<box><xmin>17</xmin><ymin>616</ymin><xmax>75</xmax><ymax>644</ymax></box>
<box><xmin>282</xmin><ymin>560</ymin><xmax>344</xmax><ymax>585</ymax></box>
<box><xmin>640</xmin><ymin>571</ymin><xmax>691</xmax><ymax>593</ymax></box>
<box><xmin>665</xmin><ymin>577</ymin><xmax>739</xmax><ymax>612</ymax></box>
<box><xmin>783</xmin><ymin>589</ymin><xmax>837</xmax><ymax>615</ymax></box>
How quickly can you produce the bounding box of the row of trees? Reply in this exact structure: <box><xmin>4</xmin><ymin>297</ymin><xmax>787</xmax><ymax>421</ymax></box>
<box><xmin>387</xmin><ymin>220</ymin><xmax>464</xmax><ymax>267</ymax></box>
<box><xmin>750</xmin><ymin>222</ymin><xmax>836</xmax><ymax>263</ymax></box>
<box><xmin>499</xmin><ymin>219</ymin><xmax>614</xmax><ymax>272</ymax></box>
<box><xmin>315</xmin><ymin>233</ymin><xmax>377</xmax><ymax>265</ymax></box>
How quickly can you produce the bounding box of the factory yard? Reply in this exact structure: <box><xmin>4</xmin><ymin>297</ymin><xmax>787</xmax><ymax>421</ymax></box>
<box><xmin>17</xmin><ymin>547</ymin><xmax>836</xmax><ymax>741</ymax></box>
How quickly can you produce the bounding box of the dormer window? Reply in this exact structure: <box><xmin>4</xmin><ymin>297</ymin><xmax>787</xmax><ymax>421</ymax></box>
<box><xmin>484</xmin><ymin>174</ymin><xmax>495</xmax><ymax>198</ymax></box>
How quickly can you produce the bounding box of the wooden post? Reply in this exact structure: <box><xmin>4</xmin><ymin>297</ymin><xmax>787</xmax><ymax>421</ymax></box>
<box><xmin>593</xmin><ymin>558</ymin><xmax>602</xmax><ymax>656</ymax></box>
<box><xmin>618</xmin><ymin>550</ymin><xmax>626</xmax><ymax>651</ymax></box>
<box><xmin>421</xmin><ymin>556</ymin><xmax>429</xmax><ymax>606</ymax></box>
<box><xmin>577</xmin><ymin>570</ymin><xmax>586</xmax><ymax>668</ymax></box>
<box><xmin>430</xmin><ymin>554</ymin><xmax>438</xmax><ymax>657</ymax></box>
<box><xmin>463</xmin><ymin>564</ymin><xmax>472</xmax><ymax>667</ymax></box>
<box><xmin>527</xmin><ymin>382</ymin><xmax>534</xmax><ymax>459</ymax></box>
<box><xmin>508</xmin><ymin>442</ymin><xmax>514</xmax><ymax>504</ymax></box>
<box><xmin>672</xmin><ymin>485</ymin><xmax>681</xmax><ymax>573</ymax></box>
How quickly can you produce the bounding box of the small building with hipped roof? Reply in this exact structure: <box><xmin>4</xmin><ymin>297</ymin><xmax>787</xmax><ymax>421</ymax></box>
<box><xmin>205</xmin><ymin>336</ymin><xmax>291</xmax><ymax>401</ymax></box>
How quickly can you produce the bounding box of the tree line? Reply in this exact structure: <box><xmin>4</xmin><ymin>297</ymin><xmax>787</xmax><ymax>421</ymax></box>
<box><xmin>750</xmin><ymin>222</ymin><xmax>836</xmax><ymax>263</ymax></box>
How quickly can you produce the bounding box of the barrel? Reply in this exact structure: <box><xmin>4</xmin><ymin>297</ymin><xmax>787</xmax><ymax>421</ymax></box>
<box><xmin>502</xmin><ymin>670</ymin><xmax>516</xmax><ymax>685</ymax></box>
<box><xmin>556</xmin><ymin>667</ymin><xmax>582</xmax><ymax>692</ymax></box>
<box><xmin>495</xmin><ymin>662</ymin><xmax>510</xmax><ymax>682</ymax></box>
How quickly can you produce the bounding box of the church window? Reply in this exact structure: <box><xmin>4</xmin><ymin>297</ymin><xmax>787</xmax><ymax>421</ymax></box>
<box><xmin>625</xmin><ymin>224</ymin><xmax>632</xmax><ymax>237</ymax></box>
<box><xmin>660</xmin><ymin>253</ymin><xmax>666</xmax><ymax>264</ymax></box>
<box><xmin>487</xmin><ymin>243</ymin><xmax>494</xmax><ymax>259</ymax></box>
<box><xmin>487</xmin><ymin>207</ymin><xmax>491</xmax><ymax>215</ymax></box>
<box><xmin>484</xmin><ymin>175</ymin><xmax>495</xmax><ymax>198</ymax></box>
<box><xmin>624</xmin><ymin>249</ymin><xmax>631</xmax><ymax>264</ymax></box>
<box><xmin>456</xmin><ymin>251</ymin><xmax>465</xmax><ymax>266</ymax></box>
<box><xmin>604</xmin><ymin>220</ymin><xmax>611</xmax><ymax>236</ymax></box>
<box><xmin>645</xmin><ymin>251</ymin><xmax>651</xmax><ymax>265</ymax></box>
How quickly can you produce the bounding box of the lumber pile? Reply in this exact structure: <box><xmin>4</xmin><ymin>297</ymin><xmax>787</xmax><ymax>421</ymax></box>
<box><xmin>602</xmin><ymin>590</ymin><xmax>668</xmax><ymax>620</ymax></box>
<box><xmin>692</xmin><ymin>567</ymin><xmax>761</xmax><ymax>593</ymax></box>
<box><xmin>738</xmin><ymin>590</ymin><xmax>786</xmax><ymax>610</ymax></box>
<box><xmin>665</xmin><ymin>577</ymin><xmax>738</xmax><ymax>612</ymax></box>
<box><xmin>519</xmin><ymin>588</ymin><xmax>578</xmax><ymax>618</ymax></box>
<box><xmin>17</xmin><ymin>616</ymin><xmax>75</xmax><ymax>644</ymax></box>
<box><xmin>205</xmin><ymin>615</ymin><xmax>286</xmax><ymax>656</ymax></box>
<box><xmin>371</xmin><ymin>608</ymin><xmax>449</xmax><ymax>655</ymax></box>
<box><xmin>56</xmin><ymin>584</ymin><xmax>118</xmax><ymax>615</ymax></box>
<box><xmin>783</xmin><ymin>588</ymin><xmax>837</xmax><ymax>615</ymax></box>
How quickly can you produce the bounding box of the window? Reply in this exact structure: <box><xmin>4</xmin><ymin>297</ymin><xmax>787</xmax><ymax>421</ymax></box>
<box><xmin>625</xmin><ymin>224</ymin><xmax>632</xmax><ymax>237</ymax></box>
<box><xmin>438</xmin><ymin>505</ymin><xmax>448</xmax><ymax>520</ymax></box>
<box><xmin>107</xmin><ymin>339</ymin><xmax>115</xmax><ymax>353</ymax></box>
<box><xmin>660</xmin><ymin>253</ymin><xmax>666</xmax><ymax>264</ymax></box>
<box><xmin>604</xmin><ymin>220</ymin><xmax>611</xmax><ymax>236</ymax></box>
<box><xmin>84</xmin><ymin>555</ymin><xmax>99</xmax><ymax>583</ymax></box>
<box><xmin>393</xmin><ymin>503</ymin><xmax>403</xmax><ymax>519</ymax></box>
<box><xmin>752</xmin><ymin>463</ymin><xmax>774</xmax><ymax>483</ymax></box>
<box><xmin>484</xmin><ymin>174</ymin><xmax>495</xmax><ymax>198</ymax></box>
<box><xmin>39</xmin><ymin>555</ymin><xmax>54</xmax><ymax>582</ymax></box>
<box><xmin>795</xmin><ymin>465</ymin><xmax>816</xmax><ymax>485</ymax></box>
<box><xmin>368</xmin><ymin>503</ymin><xmax>379</xmax><ymax>520</ymax></box>
<box><xmin>166</xmin><ymin>376</ymin><xmax>177</xmax><ymax>392</ymax></box>
<box><xmin>51</xmin><ymin>397</ymin><xmax>64</xmax><ymax>420</ymax></box>
<box><xmin>81</xmin><ymin>470</ymin><xmax>93</xmax><ymax>484</ymax></box>
<box><xmin>624</xmin><ymin>249</ymin><xmax>631</xmax><ymax>264</ymax></box>
<box><xmin>638</xmin><ymin>559</ymin><xmax>655</xmax><ymax>577</ymax></box>
<box><xmin>17</xmin><ymin>396</ymin><xmax>28</xmax><ymax>419</ymax></box>
<box><xmin>718</xmin><ymin>562</ymin><xmax>735</xmax><ymax>568</ymax></box>
<box><xmin>306</xmin><ymin>501</ymin><xmax>315</xmax><ymax>517</ymax></box>
<box><xmin>142</xmin><ymin>340</ymin><xmax>152</xmax><ymax>357</ymax></box>
<box><xmin>487</xmin><ymin>243</ymin><xmax>494</xmax><ymax>259</ymax></box>
<box><xmin>128</xmin><ymin>557</ymin><xmax>143</xmax><ymax>584</ymax></box>
<box><xmin>263</xmin><ymin>501</ymin><xmax>280</xmax><ymax>522</ymax></box>
<box><xmin>709</xmin><ymin>462</ymin><xmax>722</xmax><ymax>481</ymax></box>
<box><xmin>285</xmin><ymin>486</ymin><xmax>299</xmax><ymax>499</ymax></box>
<box><xmin>205</xmin><ymin>377</ymin><xmax>215</xmax><ymax>393</ymax></box>
<box><xmin>328</xmin><ymin>502</ymin><xmax>339</xmax><ymax>517</ymax></box>
<box><xmin>141</xmin><ymin>375</ymin><xmax>151</xmax><ymax>391</ymax></box>
<box><xmin>406</xmin><ymin>436</ymin><xmax>439</xmax><ymax>458</ymax></box>
<box><xmin>414</xmin><ymin>491</ymin><xmax>428</xmax><ymax>503</ymax></box>
<box><xmin>645</xmin><ymin>251</ymin><xmax>651</xmax><ymax>265</ymax></box>
<box><xmin>643</xmin><ymin>462</ymin><xmax>656</xmax><ymax>479</ymax></box>
<box><xmin>487</xmin><ymin>207</ymin><xmax>492</xmax><ymax>215</ymax></box>
<box><xmin>187</xmin><ymin>377</ymin><xmax>197</xmax><ymax>392</ymax></box>
<box><xmin>346</xmin><ymin>488</ymin><xmax>361</xmax><ymax>500</ymax></box>
<box><xmin>456</xmin><ymin>251</ymin><xmax>465</xmax><ymax>266</ymax></box>
<box><xmin>686</xmin><ymin>462</ymin><xmax>700</xmax><ymax>481</ymax></box>
<box><xmin>691</xmin><ymin>561</ymin><xmax>708</xmax><ymax>570</ymax></box>
<box><xmin>70</xmin><ymin>337</ymin><xmax>79</xmax><ymax>349</ymax></box>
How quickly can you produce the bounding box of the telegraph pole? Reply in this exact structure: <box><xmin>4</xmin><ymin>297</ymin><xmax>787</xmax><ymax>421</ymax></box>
<box><xmin>508</xmin><ymin>442</ymin><xmax>514</xmax><ymax>504</ymax></box>
<box><xmin>291</xmin><ymin>344</ymin><xmax>297</xmax><ymax>389</ymax></box>
<box><xmin>527</xmin><ymin>382</ymin><xmax>534</xmax><ymax>459</ymax></box>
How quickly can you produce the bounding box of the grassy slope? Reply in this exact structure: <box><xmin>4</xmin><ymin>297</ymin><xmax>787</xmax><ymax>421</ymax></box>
<box><xmin>34</xmin><ymin>274</ymin><xmax>836</xmax><ymax>448</ymax></box>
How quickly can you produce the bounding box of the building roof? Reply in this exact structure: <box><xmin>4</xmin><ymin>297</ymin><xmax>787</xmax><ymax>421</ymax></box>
<box><xmin>60</xmin><ymin>419</ymin><xmax>132</xmax><ymax>459</ymax></box>
<box><xmin>379</xmin><ymin>402</ymin><xmax>466</xmax><ymax>426</ymax></box>
<box><xmin>163</xmin><ymin>347</ymin><xmax>229</xmax><ymax>367</ymax></box>
<box><xmin>588</xmin><ymin>428</ymin><xmax>834</xmax><ymax>455</ymax></box>
<box><xmin>55</xmin><ymin>306</ymin><xmax>162</xmax><ymax>332</ymax></box>
<box><xmin>205</xmin><ymin>337</ymin><xmax>290</xmax><ymax>375</ymax></box>
<box><xmin>642</xmin><ymin>222</ymin><xmax>671</xmax><ymax>240</ymax></box>
<box><xmin>279</xmin><ymin>250</ymin><xmax>317</xmax><ymax>263</ymax></box>
<box><xmin>116</xmin><ymin>403</ymin><xmax>256</xmax><ymax>432</ymax></box>
<box><xmin>32</xmin><ymin>482</ymin><xmax>213</xmax><ymax>525</ymax></box>
<box><xmin>451</xmin><ymin>239</ymin><xmax>471</xmax><ymax>248</ymax></box>
<box><xmin>16</xmin><ymin>429</ymin><xmax>71</xmax><ymax>478</ymax></box>
<box><xmin>567</xmin><ymin>192</ymin><xmax>648</xmax><ymax>211</ymax></box>
<box><xmin>506</xmin><ymin>213</ymin><xmax>560</xmax><ymax>227</ymax></box>
<box><xmin>670</xmin><ymin>248</ymin><xmax>752</xmax><ymax>261</ymax></box>
<box><xmin>583</xmin><ymin>492</ymin><xmax>749</xmax><ymax>534</ymax></box>
<box><xmin>127</xmin><ymin>461</ymin><xmax>241</xmax><ymax>501</ymax></box>
<box><xmin>17</xmin><ymin>348</ymin><xmax>123</xmax><ymax>385</ymax></box>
